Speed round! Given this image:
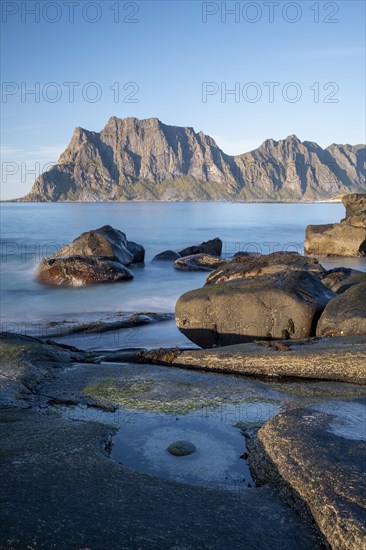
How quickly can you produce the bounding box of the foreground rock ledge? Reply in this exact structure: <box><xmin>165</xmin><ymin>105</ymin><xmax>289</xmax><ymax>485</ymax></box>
<box><xmin>170</xmin><ymin>336</ymin><xmax>366</xmax><ymax>384</ymax></box>
<box><xmin>248</xmin><ymin>404</ymin><xmax>366</xmax><ymax>550</ymax></box>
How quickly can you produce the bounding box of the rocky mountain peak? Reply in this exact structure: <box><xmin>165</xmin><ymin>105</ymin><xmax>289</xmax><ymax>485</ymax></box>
<box><xmin>19</xmin><ymin>117</ymin><xmax>366</xmax><ymax>202</ymax></box>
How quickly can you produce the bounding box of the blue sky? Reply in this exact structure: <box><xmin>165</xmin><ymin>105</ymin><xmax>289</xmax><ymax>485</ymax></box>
<box><xmin>1</xmin><ymin>0</ymin><xmax>365</xmax><ymax>199</ymax></box>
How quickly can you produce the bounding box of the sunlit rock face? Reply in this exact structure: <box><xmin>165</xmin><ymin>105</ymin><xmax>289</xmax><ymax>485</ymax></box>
<box><xmin>20</xmin><ymin>117</ymin><xmax>365</xmax><ymax>202</ymax></box>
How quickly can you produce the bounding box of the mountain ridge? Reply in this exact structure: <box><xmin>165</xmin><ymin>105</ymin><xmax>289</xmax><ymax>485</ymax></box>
<box><xmin>18</xmin><ymin>116</ymin><xmax>366</xmax><ymax>202</ymax></box>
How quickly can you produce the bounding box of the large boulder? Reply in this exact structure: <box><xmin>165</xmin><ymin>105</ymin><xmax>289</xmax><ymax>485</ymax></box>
<box><xmin>174</xmin><ymin>254</ymin><xmax>225</xmax><ymax>272</ymax></box>
<box><xmin>37</xmin><ymin>257</ymin><xmax>133</xmax><ymax>286</ymax></box>
<box><xmin>176</xmin><ymin>271</ymin><xmax>335</xmax><ymax>348</ymax></box>
<box><xmin>206</xmin><ymin>252</ymin><xmax>325</xmax><ymax>285</ymax></box>
<box><xmin>53</xmin><ymin>225</ymin><xmax>145</xmax><ymax>265</ymax></box>
<box><xmin>304</xmin><ymin>193</ymin><xmax>366</xmax><ymax>257</ymax></box>
<box><xmin>304</xmin><ymin>223</ymin><xmax>366</xmax><ymax>257</ymax></box>
<box><xmin>316</xmin><ymin>282</ymin><xmax>366</xmax><ymax>337</ymax></box>
<box><xmin>178</xmin><ymin>237</ymin><xmax>222</xmax><ymax>257</ymax></box>
<box><xmin>37</xmin><ymin>225</ymin><xmax>143</xmax><ymax>286</ymax></box>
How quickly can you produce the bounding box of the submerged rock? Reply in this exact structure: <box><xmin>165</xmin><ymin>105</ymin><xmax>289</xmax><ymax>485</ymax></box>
<box><xmin>176</xmin><ymin>270</ymin><xmax>334</xmax><ymax>348</ymax></box>
<box><xmin>178</xmin><ymin>237</ymin><xmax>222</xmax><ymax>257</ymax></box>
<box><xmin>167</xmin><ymin>440</ymin><xmax>197</xmax><ymax>456</ymax></box>
<box><xmin>153</xmin><ymin>250</ymin><xmax>181</xmax><ymax>261</ymax></box>
<box><xmin>304</xmin><ymin>193</ymin><xmax>366</xmax><ymax>257</ymax></box>
<box><xmin>37</xmin><ymin>256</ymin><xmax>133</xmax><ymax>286</ymax></box>
<box><xmin>316</xmin><ymin>282</ymin><xmax>366</xmax><ymax>337</ymax></box>
<box><xmin>175</xmin><ymin>253</ymin><xmax>226</xmax><ymax>272</ymax></box>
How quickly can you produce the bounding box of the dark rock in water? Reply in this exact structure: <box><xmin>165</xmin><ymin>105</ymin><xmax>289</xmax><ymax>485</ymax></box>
<box><xmin>37</xmin><ymin>257</ymin><xmax>134</xmax><ymax>286</ymax></box>
<box><xmin>206</xmin><ymin>251</ymin><xmax>325</xmax><ymax>285</ymax></box>
<box><xmin>126</xmin><ymin>240</ymin><xmax>145</xmax><ymax>264</ymax></box>
<box><xmin>52</xmin><ymin>225</ymin><xmax>145</xmax><ymax>265</ymax></box>
<box><xmin>178</xmin><ymin>237</ymin><xmax>222</xmax><ymax>257</ymax></box>
<box><xmin>153</xmin><ymin>250</ymin><xmax>181</xmax><ymax>261</ymax></box>
<box><xmin>174</xmin><ymin>253</ymin><xmax>226</xmax><ymax>272</ymax></box>
<box><xmin>316</xmin><ymin>282</ymin><xmax>366</xmax><ymax>337</ymax></box>
<box><xmin>167</xmin><ymin>440</ymin><xmax>197</xmax><ymax>456</ymax></box>
<box><xmin>176</xmin><ymin>270</ymin><xmax>335</xmax><ymax>348</ymax></box>
<box><xmin>37</xmin><ymin>225</ymin><xmax>143</xmax><ymax>286</ymax></box>
<box><xmin>321</xmin><ymin>267</ymin><xmax>365</xmax><ymax>293</ymax></box>
<box><xmin>304</xmin><ymin>193</ymin><xmax>366</xmax><ymax>257</ymax></box>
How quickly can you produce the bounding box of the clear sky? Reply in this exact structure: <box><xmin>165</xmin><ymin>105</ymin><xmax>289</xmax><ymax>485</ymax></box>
<box><xmin>1</xmin><ymin>0</ymin><xmax>365</xmax><ymax>199</ymax></box>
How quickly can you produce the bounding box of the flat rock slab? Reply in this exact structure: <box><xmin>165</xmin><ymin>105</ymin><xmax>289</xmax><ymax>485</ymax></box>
<box><xmin>172</xmin><ymin>336</ymin><xmax>366</xmax><ymax>384</ymax></box>
<box><xmin>0</xmin><ymin>409</ymin><xmax>324</xmax><ymax>550</ymax></box>
<box><xmin>248</xmin><ymin>401</ymin><xmax>366</xmax><ymax>550</ymax></box>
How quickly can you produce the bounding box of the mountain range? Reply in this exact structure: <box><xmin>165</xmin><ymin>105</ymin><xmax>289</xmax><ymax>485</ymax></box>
<box><xmin>18</xmin><ymin>116</ymin><xmax>366</xmax><ymax>202</ymax></box>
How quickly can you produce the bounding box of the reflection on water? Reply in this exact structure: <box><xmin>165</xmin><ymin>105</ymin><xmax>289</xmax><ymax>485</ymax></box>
<box><xmin>51</xmin><ymin>401</ymin><xmax>281</xmax><ymax>490</ymax></box>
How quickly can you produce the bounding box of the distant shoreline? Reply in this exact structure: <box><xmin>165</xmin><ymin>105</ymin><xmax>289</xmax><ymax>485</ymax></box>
<box><xmin>1</xmin><ymin>199</ymin><xmax>343</xmax><ymax>205</ymax></box>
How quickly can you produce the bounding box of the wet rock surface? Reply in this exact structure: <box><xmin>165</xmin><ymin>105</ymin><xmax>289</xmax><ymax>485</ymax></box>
<box><xmin>1</xmin><ymin>331</ymin><xmax>365</xmax><ymax>548</ymax></box>
<box><xmin>0</xmin><ymin>332</ymin><xmax>84</xmax><ymax>407</ymax></box>
<box><xmin>37</xmin><ymin>256</ymin><xmax>134</xmax><ymax>286</ymax></box>
<box><xmin>304</xmin><ymin>193</ymin><xmax>366</xmax><ymax>257</ymax></box>
<box><xmin>0</xmin><ymin>408</ymin><xmax>324</xmax><ymax>550</ymax></box>
<box><xmin>248</xmin><ymin>402</ymin><xmax>366</xmax><ymax>550</ymax></box>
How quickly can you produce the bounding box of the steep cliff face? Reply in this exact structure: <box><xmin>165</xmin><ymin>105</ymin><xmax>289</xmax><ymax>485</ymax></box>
<box><xmin>21</xmin><ymin>117</ymin><xmax>365</xmax><ymax>202</ymax></box>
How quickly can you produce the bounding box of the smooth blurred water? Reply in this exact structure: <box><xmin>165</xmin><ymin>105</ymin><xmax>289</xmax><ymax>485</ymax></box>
<box><xmin>1</xmin><ymin>202</ymin><xmax>365</xmax><ymax>325</ymax></box>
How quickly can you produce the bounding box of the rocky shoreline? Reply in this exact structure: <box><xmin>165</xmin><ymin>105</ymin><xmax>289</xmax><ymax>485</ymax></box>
<box><xmin>1</xmin><ymin>193</ymin><xmax>366</xmax><ymax>549</ymax></box>
<box><xmin>1</xmin><ymin>323</ymin><xmax>365</xmax><ymax>548</ymax></box>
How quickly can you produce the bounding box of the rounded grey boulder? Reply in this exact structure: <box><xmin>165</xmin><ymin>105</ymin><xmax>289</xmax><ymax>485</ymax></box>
<box><xmin>53</xmin><ymin>225</ymin><xmax>145</xmax><ymax>266</ymax></box>
<box><xmin>176</xmin><ymin>270</ymin><xmax>335</xmax><ymax>348</ymax></box>
<box><xmin>316</xmin><ymin>281</ymin><xmax>366</xmax><ymax>337</ymax></box>
<box><xmin>167</xmin><ymin>440</ymin><xmax>197</xmax><ymax>456</ymax></box>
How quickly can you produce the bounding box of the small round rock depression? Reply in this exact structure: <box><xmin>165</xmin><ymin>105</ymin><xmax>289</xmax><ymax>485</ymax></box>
<box><xmin>167</xmin><ymin>440</ymin><xmax>197</xmax><ymax>456</ymax></box>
